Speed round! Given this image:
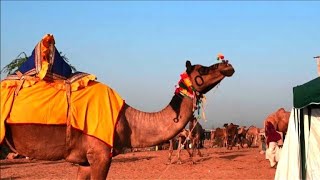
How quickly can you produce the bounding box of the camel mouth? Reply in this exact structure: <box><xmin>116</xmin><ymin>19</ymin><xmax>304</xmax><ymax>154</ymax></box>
<box><xmin>220</xmin><ymin>66</ymin><xmax>235</xmax><ymax>77</ymax></box>
<box><xmin>201</xmin><ymin>79</ymin><xmax>222</xmax><ymax>94</ymax></box>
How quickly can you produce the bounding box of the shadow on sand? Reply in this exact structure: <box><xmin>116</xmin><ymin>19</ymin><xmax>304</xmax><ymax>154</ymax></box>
<box><xmin>0</xmin><ymin>176</ymin><xmax>23</xmax><ymax>180</ymax></box>
<box><xmin>219</xmin><ymin>154</ymin><xmax>245</xmax><ymax>160</ymax></box>
<box><xmin>113</xmin><ymin>156</ymin><xmax>156</xmax><ymax>163</ymax></box>
<box><xmin>0</xmin><ymin>160</ymin><xmax>37</xmax><ymax>167</ymax></box>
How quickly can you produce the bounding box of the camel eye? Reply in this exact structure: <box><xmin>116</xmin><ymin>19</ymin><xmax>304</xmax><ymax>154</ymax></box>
<box><xmin>198</xmin><ymin>67</ymin><xmax>209</xmax><ymax>75</ymax></box>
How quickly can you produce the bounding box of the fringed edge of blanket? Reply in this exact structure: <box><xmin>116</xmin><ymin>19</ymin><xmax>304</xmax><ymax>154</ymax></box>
<box><xmin>1</xmin><ymin>74</ymin><xmax>97</xmax><ymax>92</ymax></box>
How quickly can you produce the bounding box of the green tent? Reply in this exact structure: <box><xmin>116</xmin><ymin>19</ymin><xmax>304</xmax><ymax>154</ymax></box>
<box><xmin>293</xmin><ymin>77</ymin><xmax>320</xmax><ymax>108</ymax></box>
<box><xmin>275</xmin><ymin>77</ymin><xmax>320</xmax><ymax>180</ymax></box>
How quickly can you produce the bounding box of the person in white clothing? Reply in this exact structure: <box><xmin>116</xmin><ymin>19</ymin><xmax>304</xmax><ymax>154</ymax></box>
<box><xmin>265</xmin><ymin>122</ymin><xmax>283</xmax><ymax>168</ymax></box>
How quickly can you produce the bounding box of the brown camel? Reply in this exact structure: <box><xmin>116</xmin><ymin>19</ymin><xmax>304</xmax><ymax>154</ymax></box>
<box><xmin>167</xmin><ymin>116</ymin><xmax>207</xmax><ymax>164</ymax></box>
<box><xmin>210</xmin><ymin>127</ymin><xmax>227</xmax><ymax>147</ymax></box>
<box><xmin>245</xmin><ymin>126</ymin><xmax>260</xmax><ymax>146</ymax></box>
<box><xmin>188</xmin><ymin>117</ymin><xmax>205</xmax><ymax>160</ymax></box>
<box><xmin>224</xmin><ymin>123</ymin><xmax>240</xmax><ymax>150</ymax></box>
<box><xmin>264</xmin><ymin>108</ymin><xmax>291</xmax><ymax>134</ymax></box>
<box><xmin>167</xmin><ymin>128</ymin><xmax>192</xmax><ymax>164</ymax></box>
<box><xmin>237</xmin><ymin>126</ymin><xmax>248</xmax><ymax>148</ymax></box>
<box><xmin>4</xmin><ymin>60</ymin><xmax>234</xmax><ymax>179</ymax></box>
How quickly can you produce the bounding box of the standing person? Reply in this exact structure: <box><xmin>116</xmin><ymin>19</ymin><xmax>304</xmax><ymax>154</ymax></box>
<box><xmin>265</xmin><ymin>121</ymin><xmax>283</xmax><ymax>168</ymax></box>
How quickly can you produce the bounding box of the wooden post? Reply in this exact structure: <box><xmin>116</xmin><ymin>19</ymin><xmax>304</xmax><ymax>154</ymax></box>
<box><xmin>315</xmin><ymin>56</ymin><xmax>320</xmax><ymax>77</ymax></box>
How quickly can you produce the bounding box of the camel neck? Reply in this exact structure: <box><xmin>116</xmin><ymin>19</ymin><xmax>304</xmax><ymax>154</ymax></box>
<box><xmin>119</xmin><ymin>93</ymin><xmax>195</xmax><ymax>148</ymax></box>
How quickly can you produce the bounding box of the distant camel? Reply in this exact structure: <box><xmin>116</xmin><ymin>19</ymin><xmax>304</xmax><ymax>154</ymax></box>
<box><xmin>167</xmin><ymin>128</ymin><xmax>191</xmax><ymax>164</ymax></box>
<box><xmin>188</xmin><ymin>117</ymin><xmax>205</xmax><ymax>163</ymax></box>
<box><xmin>3</xmin><ymin>60</ymin><xmax>234</xmax><ymax>179</ymax></box>
<box><xmin>245</xmin><ymin>126</ymin><xmax>260</xmax><ymax>146</ymax></box>
<box><xmin>210</xmin><ymin>127</ymin><xmax>227</xmax><ymax>147</ymax></box>
<box><xmin>224</xmin><ymin>123</ymin><xmax>240</xmax><ymax>150</ymax></box>
<box><xmin>167</xmin><ymin>117</ymin><xmax>205</xmax><ymax>164</ymax></box>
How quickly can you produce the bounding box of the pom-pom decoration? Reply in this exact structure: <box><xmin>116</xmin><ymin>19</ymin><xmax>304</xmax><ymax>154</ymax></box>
<box><xmin>217</xmin><ymin>53</ymin><xmax>225</xmax><ymax>61</ymax></box>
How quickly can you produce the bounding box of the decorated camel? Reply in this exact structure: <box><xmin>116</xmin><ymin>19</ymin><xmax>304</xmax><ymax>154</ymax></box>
<box><xmin>167</xmin><ymin>117</ymin><xmax>205</xmax><ymax>164</ymax></box>
<box><xmin>0</xmin><ymin>34</ymin><xmax>235</xmax><ymax>179</ymax></box>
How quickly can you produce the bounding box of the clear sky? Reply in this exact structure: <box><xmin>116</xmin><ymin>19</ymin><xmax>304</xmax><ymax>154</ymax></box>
<box><xmin>1</xmin><ymin>1</ymin><xmax>319</xmax><ymax>129</ymax></box>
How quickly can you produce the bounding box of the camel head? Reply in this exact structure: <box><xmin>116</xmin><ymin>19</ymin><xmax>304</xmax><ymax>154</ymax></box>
<box><xmin>186</xmin><ymin>60</ymin><xmax>235</xmax><ymax>94</ymax></box>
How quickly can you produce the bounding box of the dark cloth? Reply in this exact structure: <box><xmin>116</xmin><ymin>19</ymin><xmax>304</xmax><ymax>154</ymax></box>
<box><xmin>265</xmin><ymin>122</ymin><xmax>281</xmax><ymax>146</ymax></box>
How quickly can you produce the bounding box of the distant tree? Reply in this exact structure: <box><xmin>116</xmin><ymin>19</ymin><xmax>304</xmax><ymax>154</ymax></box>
<box><xmin>1</xmin><ymin>52</ymin><xmax>76</xmax><ymax>76</ymax></box>
<box><xmin>1</xmin><ymin>52</ymin><xmax>28</xmax><ymax>75</ymax></box>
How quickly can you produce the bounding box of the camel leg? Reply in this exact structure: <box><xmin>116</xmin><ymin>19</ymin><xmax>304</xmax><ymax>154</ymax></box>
<box><xmin>195</xmin><ymin>137</ymin><xmax>202</xmax><ymax>157</ymax></box>
<box><xmin>197</xmin><ymin>144</ymin><xmax>202</xmax><ymax>157</ymax></box>
<box><xmin>167</xmin><ymin>139</ymin><xmax>174</xmax><ymax>164</ymax></box>
<box><xmin>177</xmin><ymin>137</ymin><xmax>184</xmax><ymax>164</ymax></box>
<box><xmin>223</xmin><ymin>138</ymin><xmax>227</xmax><ymax>147</ymax></box>
<box><xmin>239</xmin><ymin>138</ymin><xmax>243</xmax><ymax>149</ymax></box>
<box><xmin>185</xmin><ymin>145</ymin><xmax>192</xmax><ymax>158</ymax></box>
<box><xmin>184</xmin><ymin>138</ymin><xmax>192</xmax><ymax>158</ymax></box>
<box><xmin>254</xmin><ymin>135</ymin><xmax>258</xmax><ymax>146</ymax></box>
<box><xmin>77</xmin><ymin>165</ymin><xmax>91</xmax><ymax>180</ymax></box>
<box><xmin>189</xmin><ymin>139</ymin><xmax>197</xmax><ymax>164</ymax></box>
<box><xmin>86</xmin><ymin>147</ymin><xmax>112</xmax><ymax>180</ymax></box>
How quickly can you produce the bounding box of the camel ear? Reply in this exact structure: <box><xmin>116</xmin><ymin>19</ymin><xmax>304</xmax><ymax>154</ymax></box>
<box><xmin>186</xmin><ymin>60</ymin><xmax>193</xmax><ymax>73</ymax></box>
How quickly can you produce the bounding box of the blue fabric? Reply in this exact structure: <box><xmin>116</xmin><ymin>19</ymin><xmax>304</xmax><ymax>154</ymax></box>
<box><xmin>17</xmin><ymin>47</ymin><xmax>72</xmax><ymax>78</ymax></box>
<box><xmin>18</xmin><ymin>50</ymin><xmax>36</xmax><ymax>74</ymax></box>
<box><xmin>51</xmin><ymin>47</ymin><xmax>72</xmax><ymax>78</ymax></box>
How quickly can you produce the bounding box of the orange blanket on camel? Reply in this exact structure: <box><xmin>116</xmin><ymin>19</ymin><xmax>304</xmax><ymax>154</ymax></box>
<box><xmin>0</xmin><ymin>34</ymin><xmax>124</xmax><ymax>147</ymax></box>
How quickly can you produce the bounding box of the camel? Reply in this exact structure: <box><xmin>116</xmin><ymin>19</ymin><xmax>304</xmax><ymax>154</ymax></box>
<box><xmin>167</xmin><ymin>116</ymin><xmax>206</xmax><ymax>164</ymax></box>
<box><xmin>4</xmin><ymin>60</ymin><xmax>234</xmax><ymax>179</ymax></box>
<box><xmin>167</xmin><ymin>128</ymin><xmax>191</xmax><ymax>164</ymax></box>
<box><xmin>188</xmin><ymin>117</ymin><xmax>205</xmax><ymax>159</ymax></box>
<box><xmin>210</xmin><ymin>127</ymin><xmax>227</xmax><ymax>147</ymax></box>
<box><xmin>224</xmin><ymin>123</ymin><xmax>240</xmax><ymax>150</ymax></box>
<box><xmin>245</xmin><ymin>126</ymin><xmax>260</xmax><ymax>146</ymax></box>
<box><xmin>264</xmin><ymin>108</ymin><xmax>290</xmax><ymax>134</ymax></box>
<box><xmin>236</xmin><ymin>126</ymin><xmax>248</xmax><ymax>148</ymax></box>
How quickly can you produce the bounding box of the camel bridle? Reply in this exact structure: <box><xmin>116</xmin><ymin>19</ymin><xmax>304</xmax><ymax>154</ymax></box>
<box><xmin>173</xmin><ymin>62</ymin><xmax>223</xmax><ymax>123</ymax></box>
<box><xmin>173</xmin><ymin>71</ymin><xmax>206</xmax><ymax>123</ymax></box>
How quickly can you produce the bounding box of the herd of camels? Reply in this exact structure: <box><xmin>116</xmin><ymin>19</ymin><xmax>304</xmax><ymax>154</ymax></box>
<box><xmin>212</xmin><ymin>108</ymin><xmax>290</xmax><ymax>149</ymax></box>
<box><xmin>3</xmin><ymin>60</ymin><xmax>235</xmax><ymax>179</ymax></box>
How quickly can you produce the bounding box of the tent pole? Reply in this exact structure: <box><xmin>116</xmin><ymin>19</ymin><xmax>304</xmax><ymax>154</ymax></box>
<box><xmin>299</xmin><ymin>108</ymin><xmax>306</xmax><ymax>180</ymax></box>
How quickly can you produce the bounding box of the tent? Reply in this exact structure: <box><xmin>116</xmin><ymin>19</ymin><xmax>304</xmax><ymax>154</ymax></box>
<box><xmin>275</xmin><ymin>77</ymin><xmax>320</xmax><ymax>180</ymax></box>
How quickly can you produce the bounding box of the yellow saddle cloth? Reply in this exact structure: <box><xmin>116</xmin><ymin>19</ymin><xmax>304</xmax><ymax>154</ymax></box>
<box><xmin>0</xmin><ymin>78</ymin><xmax>124</xmax><ymax>147</ymax></box>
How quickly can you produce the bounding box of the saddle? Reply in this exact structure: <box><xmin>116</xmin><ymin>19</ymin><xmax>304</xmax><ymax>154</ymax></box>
<box><xmin>1</xmin><ymin>34</ymin><xmax>124</xmax><ymax>147</ymax></box>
